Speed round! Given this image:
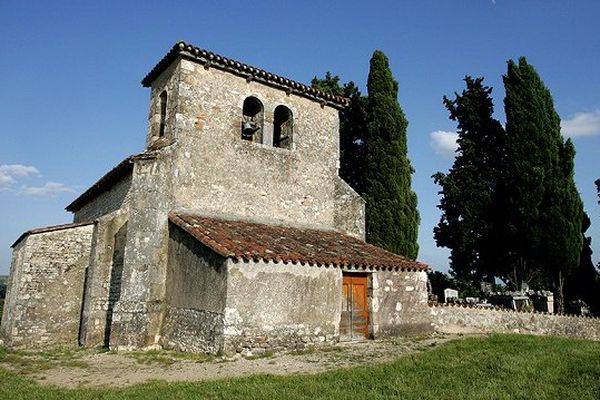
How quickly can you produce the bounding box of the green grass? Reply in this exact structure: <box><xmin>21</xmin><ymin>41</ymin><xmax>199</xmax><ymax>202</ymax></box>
<box><xmin>1</xmin><ymin>334</ymin><xmax>599</xmax><ymax>399</ymax></box>
<box><xmin>0</xmin><ymin>346</ymin><xmax>90</xmax><ymax>375</ymax></box>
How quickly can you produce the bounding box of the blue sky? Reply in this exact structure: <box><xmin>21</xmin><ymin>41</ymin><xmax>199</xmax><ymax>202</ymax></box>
<box><xmin>1</xmin><ymin>1</ymin><xmax>599</xmax><ymax>275</ymax></box>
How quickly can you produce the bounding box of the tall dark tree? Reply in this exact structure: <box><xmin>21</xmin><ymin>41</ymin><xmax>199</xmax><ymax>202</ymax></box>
<box><xmin>543</xmin><ymin>139</ymin><xmax>584</xmax><ymax>311</ymax></box>
<box><xmin>363</xmin><ymin>50</ymin><xmax>419</xmax><ymax>258</ymax></box>
<box><xmin>502</xmin><ymin>57</ymin><xmax>583</xmax><ymax>301</ymax></box>
<box><xmin>432</xmin><ymin>77</ymin><xmax>506</xmax><ymax>286</ymax></box>
<box><xmin>311</xmin><ymin>72</ymin><xmax>344</xmax><ymax>97</ymax></box>
<box><xmin>311</xmin><ymin>74</ymin><xmax>367</xmax><ymax>191</ymax></box>
<box><xmin>564</xmin><ymin>212</ymin><xmax>600</xmax><ymax>315</ymax></box>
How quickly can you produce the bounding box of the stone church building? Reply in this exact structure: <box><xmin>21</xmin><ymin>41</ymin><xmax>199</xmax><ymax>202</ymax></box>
<box><xmin>1</xmin><ymin>41</ymin><xmax>430</xmax><ymax>354</ymax></box>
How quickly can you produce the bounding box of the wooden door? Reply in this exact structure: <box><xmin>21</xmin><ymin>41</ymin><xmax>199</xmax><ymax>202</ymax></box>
<box><xmin>340</xmin><ymin>274</ymin><xmax>369</xmax><ymax>341</ymax></box>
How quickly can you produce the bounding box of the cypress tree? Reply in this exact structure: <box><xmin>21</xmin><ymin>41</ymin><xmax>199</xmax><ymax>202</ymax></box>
<box><xmin>564</xmin><ymin>212</ymin><xmax>600</xmax><ymax>315</ymax></box>
<box><xmin>502</xmin><ymin>57</ymin><xmax>583</xmax><ymax>297</ymax></box>
<box><xmin>363</xmin><ymin>50</ymin><xmax>419</xmax><ymax>258</ymax></box>
<box><xmin>433</xmin><ymin>77</ymin><xmax>506</xmax><ymax>286</ymax></box>
<box><xmin>543</xmin><ymin>139</ymin><xmax>583</xmax><ymax>311</ymax></box>
<box><xmin>311</xmin><ymin>74</ymin><xmax>368</xmax><ymax>192</ymax></box>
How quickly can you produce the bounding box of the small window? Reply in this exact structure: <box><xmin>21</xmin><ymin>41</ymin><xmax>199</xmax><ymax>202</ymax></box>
<box><xmin>273</xmin><ymin>105</ymin><xmax>293</xmax><ymax>149</ymax></box>
<box><xmin>242</xmin><ymin>97</ymin><xmax>264</xmax><ymax>143</ymax></box>
<box><xmin>159</xmin><ymin>91</ymin><xmax>168</xmax><ymax>137</ymax></box>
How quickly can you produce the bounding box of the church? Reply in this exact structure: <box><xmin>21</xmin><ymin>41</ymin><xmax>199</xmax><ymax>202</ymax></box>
<box><xmin>1</xmin><ymin>41</ymin><xmax>430</xmax><ymax>354</ymax></box>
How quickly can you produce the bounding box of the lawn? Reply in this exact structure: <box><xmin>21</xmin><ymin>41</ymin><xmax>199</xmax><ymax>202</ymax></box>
<box><xmin>0</xmin><ymin>334</ymin><xmax>599</xmax><ymax>400</ymax></box>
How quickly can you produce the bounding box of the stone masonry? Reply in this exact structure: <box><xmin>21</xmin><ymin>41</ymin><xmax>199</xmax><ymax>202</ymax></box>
<box><xmin>1</xmin><ymin>223</ymin><xmax>95</xmax><ymax>347</ymax></box>
<box><xmin>2</xmin><ymin>41</ymin><xmax>429</xmax><ymax>353</ymax></box>
<box><xmin>430</xmin><ymin>304</ymin><xmax>600</xmax><ymax>340</ymax></box>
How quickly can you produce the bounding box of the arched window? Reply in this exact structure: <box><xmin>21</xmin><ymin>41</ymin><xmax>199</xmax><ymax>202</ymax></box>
<box><xmin>273</xmin><ymin>105</ymin><xmax>293</xmax><ymax>149</ymax></box>
<box><xmin>241</xmin><ymin>97</ymin><xmax>264</xmax><ymax>143</ymax></box>
<box><xmin>159</xmin><ymin>91</ymin><xmax>168</xmax><ymax>137</ymax></box>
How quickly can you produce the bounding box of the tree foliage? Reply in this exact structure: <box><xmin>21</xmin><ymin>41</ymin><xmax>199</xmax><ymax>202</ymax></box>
<box><xmin>564</xmin><ymin>212</ymin><xmax>600</xmax><ymax>315</ymax></box>
<box><xmin>432</xmin><ymin>58</ymin><xmax>585</xmax><ymax>309</ymax></box>
<box><xmin>433</xmin><ymin>77</ymin><xmax>506</xmax><ymax>284</ymax></box>
<box><xmin>428</xmin><ymin>270</ymin><xmax>480</xmax><ymax>300</ymax></box>
<box><xmin>363</xmin><ymin>50</ymin><xmax>420</xmax><ymax>258</ymax></box>
<box><xmin>311</xmin><ymin>72</ymin><xmax>344</xmax><ymax>97</ymax></box>
<box><xmin>312</xmin><ymin>52</ymin><xmax>420</xmax><ymax>259</ymax></box>
<box><xmin>502</xmin><ymin>57</ymin><xmax>583</xmax><ymax>300</ymax></box>
<box><xmin>311</xmin><ymin>74</ymin><xmax>367</xmax><ymax>192</ymax></box>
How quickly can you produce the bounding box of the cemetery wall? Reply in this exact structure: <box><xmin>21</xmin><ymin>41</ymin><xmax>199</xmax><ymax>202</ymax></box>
<box><xmin>430</xmin><ymin>303</ymin><xmax>600</xmax><ymax>341</ymax></box>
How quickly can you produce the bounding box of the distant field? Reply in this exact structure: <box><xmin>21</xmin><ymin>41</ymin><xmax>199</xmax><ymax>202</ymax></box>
<box><xmin>1</xmin><ymin>334</ymin><xmax>599</xmax><ymax>400</ymax></box>
<box><xmin>0</xmin><ymin>275</ymin><xmax>7</xmax><ymax>285</ymax></box>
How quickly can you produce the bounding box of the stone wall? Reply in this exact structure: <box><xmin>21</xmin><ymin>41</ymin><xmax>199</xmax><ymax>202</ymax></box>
<box><xmin>78</xmin><ymin>212</ymin><xmax>128</xmax><ymax>347</ymax></box>
<box><xmin>109</xmin><ymin>152</ymin><xmax>175</xmax><ymax>350</ymax></box>
<box><xmin>0</xmin><ymin>223</ymin><xmax>95</xmax><ymax>347</ymax></box>
<box><xmin>73</xmin><ymin>173</ymin><xmax>132</xmax><ymax>223</ymax></box>
<box><xmin>333</xmin><ymin>178</ymin><xmax>365</xmax><ymax>239</ymax></box>
<box><xmin>430</xmin><ymin>304</ymin><xmax>600</xmax><ymax>340</ymax></box>
<box><xmin>371</xmin><ymin>270</ymin><xmax>432</xmax><ymax>337</ymax></box>
<box><xmin>145</xmin><ymin>57</ymin><xmax>363</xmax><ymax>237</ymax></box>
<box><xmin>223</xmin><ymin>259</ymin><xmax>341</xmax><ymax>354</ymax></box>
<box><xmin>160</xmin><ymin>223</ymin><xmax>227</xmax><ymax>353</ymax></box>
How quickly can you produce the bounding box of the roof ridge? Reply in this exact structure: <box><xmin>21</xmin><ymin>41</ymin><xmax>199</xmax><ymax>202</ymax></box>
<box><xmin>65</xmin><ymin>155</ymin><xmax>136</xmax><ymax>212</ymax></box>
<box><xmin>12</xmin><ymin>220</ymin><xmax>96</xmax><ymax>248</ymax></box>
<box><xmin>142</xmin><ymin>41</ymin><xmax>350</xmax><ymax>109</ymax></box>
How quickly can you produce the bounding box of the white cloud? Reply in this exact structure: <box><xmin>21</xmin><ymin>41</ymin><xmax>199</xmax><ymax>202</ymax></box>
<box><xmin>19</xmin><ymin>182</ymin><xmax>76</xmax><ymax>197</ymax></box>
<box><xmin>0</xmin><ymin>164</ymin><xmax>40</xmax><ymax>178</ymax></box>
<box><xmin>0</xmin><ymin>172</ymin><xmax>15</xmax><ymax>191</ymax></box>
<box><xmin>0</xmin><ymin>164</ymin><xmax>73</xmax><ymax>196</ymax></box>
<box><xmin>561</xmin><ymin>110</ymin><xmax>600</xmax><ymax>138</ymax></box>
<box><xmin>0</xmin><ymin>164</ymin><xmax>40</xmax><ymax>191</ymax></box>
<box><xmin>430</xmin><ymin>130</ymin><xmax>459</xmax><ymax>158</ymax></box>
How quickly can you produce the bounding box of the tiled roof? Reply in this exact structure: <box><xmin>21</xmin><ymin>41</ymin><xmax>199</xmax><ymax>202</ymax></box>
<box><xmin>65</xmin><ymin>156</ymin><xmax>134</xmax><ymax>212</ymax></box>
<box><xmin>142</xmin><ymin>41</ymin><xmax>350</xmax><ymax>109</ymax></box>
<box><xmin>12</xmin><ymin>221</ymin><xmax>96</xmax><ymax>248</ymax></box>
<box><xmin>169</xmin><ymin>213</ymin><xmax>428</xmax><ymax>271</ymax></box>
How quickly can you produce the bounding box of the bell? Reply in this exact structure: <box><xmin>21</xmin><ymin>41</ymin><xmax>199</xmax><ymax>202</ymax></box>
<box><xmin>242</xmin><ymin>121</ymin><xmax>256</xmax><ymax>137</ymax></box>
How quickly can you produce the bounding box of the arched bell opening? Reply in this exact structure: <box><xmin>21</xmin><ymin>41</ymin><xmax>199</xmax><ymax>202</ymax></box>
<box><xmin>273</xmin><ymin>105</ymin><xmax>293</xmax><ymax>149</ymax></box>
<box><xmin>241</xmin><ymin>97</ymin><xmax>264</xmax><ymax>143</ymax></box>
<box><xmin>158</xmin><ymin>91</ymin><xmax>168</xmax><ymax>137</ymax></box>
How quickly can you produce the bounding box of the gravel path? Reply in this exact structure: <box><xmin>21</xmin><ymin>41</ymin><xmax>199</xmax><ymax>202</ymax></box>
<box><xmin>30</xmin><ymin>335</ymin><xmax>458</xmax><ymax>388</ymax></box>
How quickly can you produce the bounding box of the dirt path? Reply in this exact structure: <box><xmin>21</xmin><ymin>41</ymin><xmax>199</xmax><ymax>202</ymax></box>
<box><xmin>19</xmin><ymin>335</ymin><xmax>459</xmax><ymax>388</ymax></box>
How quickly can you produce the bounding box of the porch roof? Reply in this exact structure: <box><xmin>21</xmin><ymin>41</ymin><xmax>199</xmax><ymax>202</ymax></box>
<box><xmin>169</xmin><ymin>213</ymin><xmax>428</xmax><ymax>271</ymax></box>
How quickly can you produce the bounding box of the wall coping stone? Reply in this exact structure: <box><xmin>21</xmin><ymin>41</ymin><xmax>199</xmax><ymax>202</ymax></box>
<box><xmin>11</xmin><ymin>220</ymin><xmax>97</xmax><ymax>248</ymax></box>
<box><xmin>429</xmin><ymin>302</ymin><xmax>599</xmax><ymax>320</ymax></box>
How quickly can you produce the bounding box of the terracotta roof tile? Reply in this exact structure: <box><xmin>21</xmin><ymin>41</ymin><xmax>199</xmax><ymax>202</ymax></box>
<box><xmin>142</xmin><ymin>41</ymin><xmax>349</xmax><ymax>109</ymax></box>
<box><xmin>169</xmin><ymin>213</ymin><xmax>427</xmax><ymax>271</ymax></box>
